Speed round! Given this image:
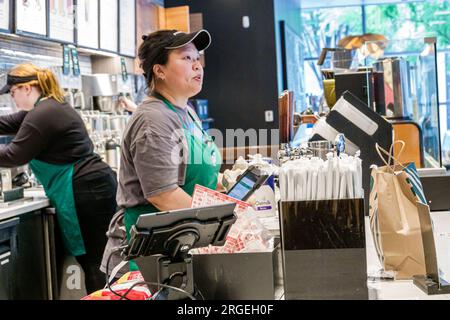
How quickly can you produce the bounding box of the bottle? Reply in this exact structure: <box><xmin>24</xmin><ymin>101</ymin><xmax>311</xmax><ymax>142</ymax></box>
<box><xmin>105</xmin><ymin>139</ymin><xmax>120</xmax><ymax>171</ymax></box>
<box><xmin>247</xmin><ymin>156</ymin><xmax>277</xmax><ymax>217</ymax></box>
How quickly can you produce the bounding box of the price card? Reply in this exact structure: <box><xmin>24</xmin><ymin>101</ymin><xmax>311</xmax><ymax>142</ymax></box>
<box><xmin>191</xmin><ymin>184</ymin><xmax>250</xmax><ymax>216</ymax></box>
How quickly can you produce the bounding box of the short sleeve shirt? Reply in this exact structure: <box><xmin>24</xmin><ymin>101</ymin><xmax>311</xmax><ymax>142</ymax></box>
<box><xmin>116</xmin><ymin>95</ymin><xmax>202</xmax><ymax>208</ymax></box>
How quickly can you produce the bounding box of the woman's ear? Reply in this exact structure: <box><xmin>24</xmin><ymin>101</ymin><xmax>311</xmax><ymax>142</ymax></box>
<box><xmin>153</xmin><ymin>64</ymin><xmax>166</xmax><ymax>81</ymax></box>
<box><xmin>24</xmin><ymin>85</ymin><xmax>32</xmax><ymax>95</ymax></box>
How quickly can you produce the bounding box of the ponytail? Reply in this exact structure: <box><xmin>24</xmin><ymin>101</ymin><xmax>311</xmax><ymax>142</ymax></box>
<box><xmin>10</xmin><ymin>63</ymin><xmax>65</xmax><ymax>103</ymax></box>
<box><xmin>36</xmin><ymin>69</ymin><xmax>65</xmax><ymax>103</ymax></box>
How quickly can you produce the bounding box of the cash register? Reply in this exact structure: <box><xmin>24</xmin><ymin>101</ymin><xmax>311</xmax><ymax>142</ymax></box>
<box><xmin>121</xmin><ymin>203</ymin><xmax>237</xmax><ymax>300</ymax></box>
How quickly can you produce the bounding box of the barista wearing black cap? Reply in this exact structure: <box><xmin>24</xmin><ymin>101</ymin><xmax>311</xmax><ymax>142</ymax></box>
<box><xmin>116</xmin><ymin>29</ymin><xmax>223</xmax><ymax>271</ymax></box>
<box><xmin>0</xmin><ymin>63</ymin><xmax>117</xmax><ymax>293</ymax></box>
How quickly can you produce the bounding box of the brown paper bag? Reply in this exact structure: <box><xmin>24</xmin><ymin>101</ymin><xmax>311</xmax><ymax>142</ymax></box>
<box><xmin>369</xmin><ymin>141</ymin><xmax>428</xmax><ymax>280</ymax></box>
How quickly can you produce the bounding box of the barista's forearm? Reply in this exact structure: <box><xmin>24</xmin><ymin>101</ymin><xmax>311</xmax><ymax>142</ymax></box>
<box><xmin>147</xmin><ymin>187</ymin><xmax>192</xmax><ymax>211</ymax></box>
<box><xmin>0</xmin><ymin>112</ymin><xmax>27</xmax><ymax>134</ymax></box>
<box><xmin>216</xmin><ymin>173</ymin><xmax>226</xmax><ymax>192</ymax></box>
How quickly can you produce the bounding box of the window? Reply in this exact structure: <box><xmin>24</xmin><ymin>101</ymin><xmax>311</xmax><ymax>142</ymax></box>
<box><xmin>301</xmin><ymin>6</ymin><xmax>363</xmax><ymax>111</ymax></box>
<box><xmin>300</xmin><ymin>1</ymin><xmax>450</xmax><ymax>167</ymax></box>
<box><xmin>366</xmin><ymin>2</ymin><xmax>449</xmax><ymax>51</ymax></box>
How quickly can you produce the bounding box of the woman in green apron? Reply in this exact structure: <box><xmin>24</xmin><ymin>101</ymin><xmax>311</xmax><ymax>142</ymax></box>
<box><xmin>0</xmin><ymin>63</ymin><xmax>118</xmax><ymax>294</ymax></box>
<box><xmin>115</xmin><ymin>29</ymin><xmax>224</xmax><ymax>271</ymax></box>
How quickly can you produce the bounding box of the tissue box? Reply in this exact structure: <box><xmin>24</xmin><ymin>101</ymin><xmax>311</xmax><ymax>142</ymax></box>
<box><xmin>192</xmin><ymin>239</ymin><xmax>282</xmax><ymax>300</ymax></box>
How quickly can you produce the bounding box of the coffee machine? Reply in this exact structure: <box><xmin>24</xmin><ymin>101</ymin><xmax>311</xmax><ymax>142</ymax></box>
<box><xmin>82</xmin><ymin>74</ymin><xmax>120</xmax><ymax>113</ymax></box>
<box><xmin>80</xmin><ymin>74</ymin><xmax>135</xmax><ymax>171</ymax></box>
<box><xmin>372</xmin><ymin>57</ymin><xmax>413</xmax><ymax>119</ymax></box>
<box><xmin>50</xmin><ymin>66</ymin><xmax>86</xmax><ymax>110</ymax></box>
<box><xmin>82</xmin><ymin>73</ymin><xmax>136</xmax><ymax>113</ymax></box>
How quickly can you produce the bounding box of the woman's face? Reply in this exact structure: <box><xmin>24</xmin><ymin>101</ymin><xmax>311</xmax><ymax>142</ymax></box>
<box><xmin>10</xmin><ymin>84</ymin><xmax>36</xmax><ymax>111</ymax></box>
<box><xmin>158</xmin><ymin>43</ymin><xmax>204</xmax><ymax>98</ymax></box>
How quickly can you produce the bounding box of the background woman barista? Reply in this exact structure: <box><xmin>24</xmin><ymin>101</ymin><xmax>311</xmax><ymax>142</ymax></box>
<box><xmin>116</xmin><ymin>29</ymin><xmax>224</xmax><ymax>270</ymax></box>
<box><xmin>0</xmin><ymin>63</ymin><xmax>117</xmax><ymax>293</ymax></box>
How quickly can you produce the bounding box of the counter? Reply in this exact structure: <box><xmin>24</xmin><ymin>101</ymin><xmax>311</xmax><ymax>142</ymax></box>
<box><xmin>0</xmin><ymin>188</ymin><xmax>51</xmax><ymax>300</ymax></box>
<box><xmin>0</xmin><ymin>190</ymin><xmax>50</xmax><ymax>222</ymax></box>
<box><xmin>366</xmin><ymin>211</ymin><xmax>450</xmax><ymax>300</ymax></box>
<box><xmin>2</xmin><ymin>186</ymin><xmax>448</xmax><ymax>300</ymax></box>
<box><xmin>268</xmin><ymin>210</ymin><xmax>450</xmax><ymax>300</ymax></box>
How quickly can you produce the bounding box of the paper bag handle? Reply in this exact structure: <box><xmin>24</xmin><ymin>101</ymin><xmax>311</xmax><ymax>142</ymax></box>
<box><xmin>375</xmin><ymin>140</ymin><xmax>406</xmax><ymax>173</ymax></box>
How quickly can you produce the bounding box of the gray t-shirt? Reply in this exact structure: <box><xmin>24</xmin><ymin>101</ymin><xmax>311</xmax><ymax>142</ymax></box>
<box><xmin>116</xmin><ymin>96</ymin><xmax>203</xmax><ymax>208</ymax></box>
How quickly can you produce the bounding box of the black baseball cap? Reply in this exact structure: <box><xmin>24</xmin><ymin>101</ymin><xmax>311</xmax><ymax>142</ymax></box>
<box><xmin>140</xmin><ymin>29</ymin><xmax>212</xmax><ymax>82</ymax></box>
<box><xmin>0</xmin><ymin>74</ymin><xmax>38</xmax><ymax>95</ymax></box>
<box><xmin>164</xmin><ymin>29</ymin><xmax>211</xmax><ymax>51</ymax></box>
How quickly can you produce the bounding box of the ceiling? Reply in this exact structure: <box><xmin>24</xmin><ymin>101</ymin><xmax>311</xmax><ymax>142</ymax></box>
<box><xmin>300</xmin><ymin>0</ymin><xmax>425</xmax><ymax>9</ymax></box>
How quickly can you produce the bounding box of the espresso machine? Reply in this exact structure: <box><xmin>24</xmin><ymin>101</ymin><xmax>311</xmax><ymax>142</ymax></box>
<box><xmin>82</xmin><ymin>74</ymin><xmax>120</xmax><ymax>113</ymax></box>
<box><xmin>370</xmin><ymin>56</ymin><xmax>423</xmax><ymax>168</ymax></box>
<box><xmin>50</xmin><ymin>66</ymin><xmax>86</xmax><ymax>110</ymax></box>
<box><xmin>81</xmin><ymin>74</ymin><xmax>134</xmax><ymax>171</ymax></box>
<box><xmin>316</xmin><ymin>47</ymin><xmax>375</xmax><ymax>110</ymax></box>
<box><xmin>116</xmin><ymin>73</ymin><xmax>133</xmax><ymax>104</ymax></box>
<box><xmin>372</xmin><ymin>57</ymin><xmax>413</xmax><ymax>119</ymax></box>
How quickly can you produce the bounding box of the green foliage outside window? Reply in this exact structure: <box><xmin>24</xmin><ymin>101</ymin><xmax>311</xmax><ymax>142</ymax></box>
<box><xmin>365</xmin><ymin>2</ymin><xmax>449</xmax><ymax>51</ymax></box>
<box><xmin>302</xmin><ymin>1</ymin><xmax>449</xmax><ymax>59</ymax></box>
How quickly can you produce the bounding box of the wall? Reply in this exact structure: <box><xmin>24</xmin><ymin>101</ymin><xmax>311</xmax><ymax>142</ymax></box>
<box><xmin>0</xmin><ymin>35</ymin><xmax>92</xmax><ymax>74</ymax></box>
<box><xmin>0</xmin><ymin>0</ymin><xmax>163</xmax><ymax>111</ymax></box>
<box><xmin>135</xmin><ymin>0</ymin><xmax>163</xmax><ymax>73</ymax></box>
<box><xmin>0</xmin><ymin>0</ymin><xmax>165</xmax><ymax>75</ymax></box>
<box><xmin>0</xmin><ymin>35</ymin><xmax>93</xmax><ymax>112</ymax></box>
<box><xmin>166</xmin><ymin>0</ymin><xmax>280</xmax><ymax>146</ymax></box>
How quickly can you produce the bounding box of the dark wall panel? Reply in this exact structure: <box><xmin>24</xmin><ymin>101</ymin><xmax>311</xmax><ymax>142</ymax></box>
<box><xmin>166</xmin><ymin>0</ymin><xmax>279</xmax><ymax>143</ymax></box>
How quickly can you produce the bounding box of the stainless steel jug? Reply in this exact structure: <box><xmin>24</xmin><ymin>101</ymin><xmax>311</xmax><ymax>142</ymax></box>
<box><xmin>105</xmin><ymin>139</ymin><xmax>120</xmax><ymax>171</ymax></box>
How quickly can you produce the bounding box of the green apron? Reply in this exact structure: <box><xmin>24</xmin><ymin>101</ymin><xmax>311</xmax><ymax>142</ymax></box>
<box><xmin>124</xmin><ymin>95</ymin><xmax>222</xmax><ymax>271</ymax></box>
<box><xmin>28</xmin><ymin>97</ymin><xmax>86</xmax><ymax>257</ymax></box>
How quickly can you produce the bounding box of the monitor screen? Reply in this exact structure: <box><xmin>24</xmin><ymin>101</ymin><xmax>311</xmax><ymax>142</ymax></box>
<box><xmin>227</xmin><ymin>175</ymin><xmax>257</xmax><ymax>200</ymax></box>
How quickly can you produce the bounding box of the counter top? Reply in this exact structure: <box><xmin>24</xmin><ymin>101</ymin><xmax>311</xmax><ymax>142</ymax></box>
<box><xmin>0</xmin><ymin>188</ymin><xmax>49</xmax><ymax>222</ymax></box>
<box><xmin>268</xmin><ymin>210</ymin><xmax>450</xmax><ymax>300</ymax></box>
<box><xmin>366</xmin><ymin>211</ymin><xmax>450</xmax><ymax>300</ymax></box>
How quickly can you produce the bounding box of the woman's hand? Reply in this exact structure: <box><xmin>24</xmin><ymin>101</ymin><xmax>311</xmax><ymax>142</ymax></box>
<box><xmin>119</xmin><ymin>96</ymin><xmax>138</xmax><ymax>113</ymax></box>
<box><xmin>147</xmin><ymin>187</ymin><xmax>192</xmax><ymax>212</ymax></box>
<box><xmin>216</xmin><ymin>173</ymin><xmax>226</xmax><ymax>192</ymax></box>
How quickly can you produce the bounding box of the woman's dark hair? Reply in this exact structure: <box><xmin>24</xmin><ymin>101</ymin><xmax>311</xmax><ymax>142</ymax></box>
<box><xmin>138</xmin><ymin>29</ymin><xmax>177</xmax><ymax>90</ymax></box>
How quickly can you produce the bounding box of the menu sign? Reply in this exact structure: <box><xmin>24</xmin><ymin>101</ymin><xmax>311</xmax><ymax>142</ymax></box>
<box><xmin>76</xmin><ymin>0</ymin><xmax>99</xmax><ymax>49</ymax></box>
<box><xmin>99</xmin><ymin>0</ymin><xmax>118</xmax><ymax>52</ymax></box>
<box><xmin>119</xmin><ymin>0</ymin><xmax>136</xmax><ymax>57</ymax></box>
<box><xmin>16</xmin><ymin>0</ymin><xmax>47</xmax><ymax>36</ymax></box>
<box><xmin>49</xmin><ymin>0</ymin><xmax>74</xmax><ymax>43</ymax></box>
<box><xmin>0</xmin><ymin>0</ymin><xmax>10</xmax><ymax>31</ymax></box>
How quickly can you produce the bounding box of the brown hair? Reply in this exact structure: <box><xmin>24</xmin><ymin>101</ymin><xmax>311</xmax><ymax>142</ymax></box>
<box><xmin>138</xmin><ymin>29</ymin><xmax>177</xmax><ymax>92</ymax></box>
<box><xmin>9</xmin><ymin>63</ymin><xmax>65</xmax><ymax>103</ymax></box>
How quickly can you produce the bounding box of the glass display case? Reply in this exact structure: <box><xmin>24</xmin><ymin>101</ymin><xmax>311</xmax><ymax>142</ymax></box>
<box><xmin>364</xmin><ymin>37</ymin><xmax>442</xmax><ymax>169</ymax></box>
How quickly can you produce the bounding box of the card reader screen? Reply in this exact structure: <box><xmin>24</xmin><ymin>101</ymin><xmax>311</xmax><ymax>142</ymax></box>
<box><xmin>227</xmin><ymin>175</ymin><xmax>257</xmax><ymax>200</ymax></box>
